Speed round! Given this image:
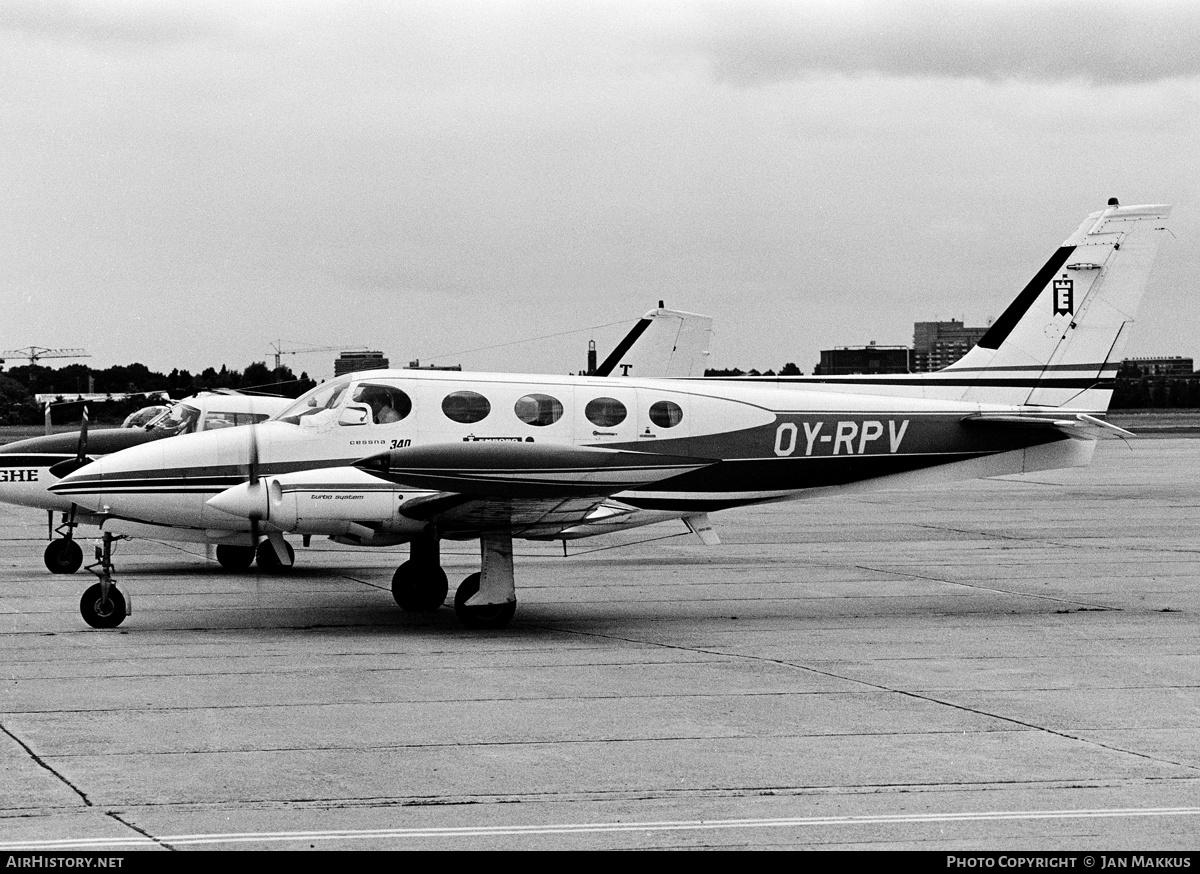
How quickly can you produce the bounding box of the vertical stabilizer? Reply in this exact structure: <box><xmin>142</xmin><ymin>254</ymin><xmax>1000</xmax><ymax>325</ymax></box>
<box><xmin>593</xmin><ymin>305</ymin><xmax>713</xmax><ymax>378</ymax></box>
<box><xmin>944</xmin><ymin>201</ymin><xmax>1171</xmax><ymax>409</ymax></box>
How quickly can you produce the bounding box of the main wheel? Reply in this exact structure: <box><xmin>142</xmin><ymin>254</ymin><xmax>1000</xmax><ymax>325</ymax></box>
<box><xmin>453</xmin><ymin>572</ymin><xmax>516</xmax><ymax>630</ymax></box>
<box><xmin>215</xmin><ymin>544</ymin><xmax>256</xmax><ymax>570</ymax></box>
<box><xmin>80</xmin><ymin>583</ymin><xmax>127</xmax><ymax>629</ymax></box>
<box><xmin>391</xmin><ymin>561</ymin><xmax>449</xmax><ymax>612</ymax></box>
<box><xmin>255</xmin><ymin>540</ymin><xmax>295</xmax><ymax>572</ymax></box>
<box><xmin>45</xmin><ymin>539</ymin><xmax>83</xmax><ymax>575</ymax></box>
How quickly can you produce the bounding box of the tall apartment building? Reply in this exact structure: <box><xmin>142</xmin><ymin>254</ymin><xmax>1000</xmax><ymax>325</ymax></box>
<box><xmin>911</xmin><ymin>320</ymin><xmax>989</xmax><ymax>372</ymax></box>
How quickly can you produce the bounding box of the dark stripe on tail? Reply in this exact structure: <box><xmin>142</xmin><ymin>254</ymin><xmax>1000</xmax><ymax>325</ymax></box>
<box><xmin>594</xmin><ymin>318</ymin><xmax>652</xmax><ymax>376</ymax></box>
<box><xmin>976</xmin><ymin>246</ymin><xmax>1076</xmax><ymax>350</ymax></box>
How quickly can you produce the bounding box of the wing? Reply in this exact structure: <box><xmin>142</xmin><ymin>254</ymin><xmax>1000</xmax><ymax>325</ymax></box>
<box><xmin>358</xmin><ymin>441</ymin><xmax>715</xmax><ymax>538</ymax></box>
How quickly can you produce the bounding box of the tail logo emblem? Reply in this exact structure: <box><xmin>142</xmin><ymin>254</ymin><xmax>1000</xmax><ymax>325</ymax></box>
<box><xmin>1053</xmin><ymin>276</ymin><xmax>1074</xmax><ymax>316</ymax></box>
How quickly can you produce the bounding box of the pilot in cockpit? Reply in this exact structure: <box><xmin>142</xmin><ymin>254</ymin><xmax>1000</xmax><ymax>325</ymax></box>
<box><xmin>355</xmin><ymin>386</ymin><xmax>402</xmax><ymax>424</ymax></box>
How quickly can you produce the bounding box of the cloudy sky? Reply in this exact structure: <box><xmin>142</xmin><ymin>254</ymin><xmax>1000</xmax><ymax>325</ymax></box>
<box><xmin>2</xmin><ymin>0</ymin><xmax>1197</xmax><ymax>381</ymax></box>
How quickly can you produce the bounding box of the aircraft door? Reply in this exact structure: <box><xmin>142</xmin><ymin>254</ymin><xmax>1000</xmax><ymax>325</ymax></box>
<box><xmin>573</xmin><ymin>386</ymin><xmax>639</xmax><ymax>446</ymax></box>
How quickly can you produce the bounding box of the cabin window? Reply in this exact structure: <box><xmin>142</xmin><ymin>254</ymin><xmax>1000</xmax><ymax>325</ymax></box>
<box><xmin>514</xmin><ymin>393</ymin><xmax>563</xmax><ymax>426</ymax></box>
<box><xmin>442</xmin><ymin>390</ymin><xmax>491</xmax><ymax>424</ymax></box>
<box><xmin>648</xmin><ymin>401</ymin><xmax>683</xmax><ymax>428</ymax></box>
<box><xmin>352</xmin><ymin>384</ymin><xmax>413</xmax><ymax>424</ymax></box>
<box><xmin>585</xmin><ymin>397</ymin><xmax>627</xmax><ymax>428</ymax></box>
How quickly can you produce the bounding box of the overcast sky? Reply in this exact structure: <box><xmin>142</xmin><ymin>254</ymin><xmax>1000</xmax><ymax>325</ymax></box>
<box><xmin>2</xmin><ymin>0</ymin><xmax>1197</xmax><ymax>381</ymax></box>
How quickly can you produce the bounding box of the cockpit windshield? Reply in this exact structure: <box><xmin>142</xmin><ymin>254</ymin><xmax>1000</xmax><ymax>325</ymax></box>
<box><xmin>146</xmin><ymin>403</ymin><xmax>201</xmax><ymax>437</ymax></box>
<box><xmin>275</xmin><ymin>377</ymin><xmax>352</xmax><ymax>424</ymax></box>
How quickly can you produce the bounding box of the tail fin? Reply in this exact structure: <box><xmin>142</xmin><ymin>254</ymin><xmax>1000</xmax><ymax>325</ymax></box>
<box><xmin>593</xmin><ymin>303</ymin><xmax>713</xmax><ymax>378</ymax></box>
<box><xmin>945</xmin><ymin>200</ymin><xmax>1172</xmax><ymax>409</ymax></box>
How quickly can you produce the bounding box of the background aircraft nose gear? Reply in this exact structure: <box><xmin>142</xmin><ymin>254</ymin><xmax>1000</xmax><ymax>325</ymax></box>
<box><xmin>45</xmin><ymin>509</ymin><xmax>84</xmax><ymax>574</ymax></box>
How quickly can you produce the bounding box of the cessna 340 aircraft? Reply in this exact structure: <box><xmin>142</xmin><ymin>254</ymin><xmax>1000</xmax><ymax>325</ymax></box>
<box><xmin>0</xmin><ymin>391</ymin><xmax>291</xmax><ymax>573</ymax></box>
<box><xmin>52</xmin><ymin>200</ymin><xmax>1172</xmax><ymax>631</ymax></box>
<box><xmin>7</xmin><ymin>305</ymin><xmax>710</xmax><ymax>595</ymax></box>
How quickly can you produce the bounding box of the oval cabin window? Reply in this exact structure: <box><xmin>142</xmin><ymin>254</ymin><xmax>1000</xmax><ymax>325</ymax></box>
<box><xmin>442</xmin><ymin>391</ymin><xmax>491</xmax><ymax>424</ymax></box>
<box><xmin>514</xmin><ymin>394</ymin><xmax>564</xmax><ymax>426</ymax></box>
<box><xmin>648</xmin><ymin>400</ymin><xmax>683</xmax><ymax>428</ymax></box>
<box><xmin>585</xmin><ymin>397</ymin><xmax>627</xmax><ymax>428</ymax></box>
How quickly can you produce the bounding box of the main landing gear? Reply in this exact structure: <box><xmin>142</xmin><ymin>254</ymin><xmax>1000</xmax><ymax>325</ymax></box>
<box><xmin>390</xmin><ymin>533</ymin><xmax>518</xmax><ymax>629</ymax></box>
<box><xmin>79</xmin><ymin>532</ymin><xmax>128</xmax><ymax>629</ymax></box>
<box><xmin>44</xmin><ymin>509</ymin><xmax>83</xmax><ymax>574</ymax></box>
<box><xmin>391</xmin><ymin>535</ymin><xmax>449</xmax><ymax>612</ymax></box>
<box><xmin>212</xmin><ymin>539</ymin><xmax>295</xmax><ymax>572</ymax></box>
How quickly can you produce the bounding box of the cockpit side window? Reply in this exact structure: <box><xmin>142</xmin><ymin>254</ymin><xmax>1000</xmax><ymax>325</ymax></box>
<box><xmin>277</xmin><ymin>381</ymin><xmax>349</xmax><ymax>424</ymax></box>
<box><xmin>351</xmin><ymin>383</ymin><xmax>413</xmax><ymax>425</ymax></box>
<box><xmin>148</xmin><ymin>403</ymin><xmax>201</xmax><ymax>436</ymax></box>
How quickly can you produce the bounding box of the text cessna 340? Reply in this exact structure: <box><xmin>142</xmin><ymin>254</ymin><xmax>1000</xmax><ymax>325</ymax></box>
<box><xmin>52</xmin><ymin>200</ymin><xmax>1172</xmax><ymax>630</ymax></box>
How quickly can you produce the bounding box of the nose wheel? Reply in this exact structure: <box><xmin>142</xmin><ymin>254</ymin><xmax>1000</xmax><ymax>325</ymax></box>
<box><xmin>80</xmin><ymin>582</ymin><xmax>127</xmax><ymax>629</ymax></box>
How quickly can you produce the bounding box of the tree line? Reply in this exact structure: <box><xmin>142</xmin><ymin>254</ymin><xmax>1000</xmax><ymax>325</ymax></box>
<box><xmin>0</xmin><ymin>358</ymin><xmax>1194</xmax><ymax>427</ymax></box>
<box><xmin>0</xmin><ymin>361</ymin><xmax>317</xmax><ymax>425</ymax></box>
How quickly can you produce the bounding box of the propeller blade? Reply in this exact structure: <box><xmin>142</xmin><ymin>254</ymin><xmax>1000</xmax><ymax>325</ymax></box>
<box><xmin>75</xmin><ymin>407</ymin><xmax>89</xmax><ymax>463</ymax></box>
<box><xmin>247</xmin><ymin>422</ymin><xmax>260</xmax><ymax>486</ymax></box>
<box><xmin>245</xmin><ymin>422</ymin><xmax>263</xmax><ymax>550</ymax></box>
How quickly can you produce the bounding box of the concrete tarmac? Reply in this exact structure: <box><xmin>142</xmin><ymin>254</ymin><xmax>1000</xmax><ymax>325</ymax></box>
<box><xmin>2</xmin><ymin>438</ymin><xmax>1199</xmax><ymax>851</ymax></box>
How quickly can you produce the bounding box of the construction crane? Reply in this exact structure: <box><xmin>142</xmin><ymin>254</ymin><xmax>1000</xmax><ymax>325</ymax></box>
<box><xmin>0</xmin><ymin>347</ymin><xmax>91</xmax><ymax>393</ymax></box>
<box><xmin>0</xmin><ymin>346</ymin><xmax>91</xmax><ymax>367</ymax></box>
<box><xmin>269</xmin><ymin>341</ymin><xmax>370</xmax><ymax>371</ymax></box>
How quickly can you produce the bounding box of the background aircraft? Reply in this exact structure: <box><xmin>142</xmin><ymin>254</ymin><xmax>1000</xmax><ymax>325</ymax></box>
<box><xmin>0</xmin><ymin>391</ymin><xmax>291</xmax><ymax>573</ymax></box>
<box><xmin>52</xmin><ymin>201</ymin><xmax>1171</xmax><ymax>629</ymax></box>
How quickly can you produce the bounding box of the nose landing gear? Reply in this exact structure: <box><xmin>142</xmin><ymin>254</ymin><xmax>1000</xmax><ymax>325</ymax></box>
<box><xmin>44</xmin><ymin>508</ymin><xmax>84</xmax><ymax>574</ymax></box>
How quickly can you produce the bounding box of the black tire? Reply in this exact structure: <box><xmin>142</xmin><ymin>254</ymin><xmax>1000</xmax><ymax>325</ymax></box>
<box><xmin>255</xmin><ymin>540</ymin><xmax>295</xmax><ymax>572</ymax></box>
<box><xmin>391</xmin><ymin>560</ymin><xmax>449</xmax><ymax>612</ymax></box>
<box><xmin>215</xmin><ymin>544</ymin><xmax>256</xmax><ymax>571</ymax></box>
<box><xmin>453</xmin><ymin>572</ymin><xmax>516</xmax><ymax>630</ymax></box>
<box><xmin>44</xmin><ymin>539</ymin><xmax>83</xmax><ymax>575</ymax></box>
<box><xmin>80</xmin><ymin>583</ymin><xmax>126</xmax><ymax>629</ymax></box>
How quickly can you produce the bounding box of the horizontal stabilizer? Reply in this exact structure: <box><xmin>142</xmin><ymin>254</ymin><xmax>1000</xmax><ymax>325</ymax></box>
<box><xmin>963</xmin><ymin>412</ymin><xmax>1134</xmax><ymax>440</ymax></box>
<box><xmin>357</xmin><ymin>441</ymin><xmax>713</xmax><ymax>498</ymax></box>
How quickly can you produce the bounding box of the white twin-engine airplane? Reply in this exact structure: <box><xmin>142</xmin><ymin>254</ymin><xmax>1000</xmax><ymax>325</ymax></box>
<box><xmin>53</xmin><ymin>200</ymin><xmax>1172</xmax><ymax>631</ymax></box>
<box><xmin>0</xmin><ymin>305</ymin><xmax>711</xmax><ymax>582</ymax></box>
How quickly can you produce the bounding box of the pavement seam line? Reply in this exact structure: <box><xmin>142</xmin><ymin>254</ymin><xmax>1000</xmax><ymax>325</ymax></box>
<box><xmin>0</xmin><ymin>721</ymin><xmax>92</xmax><ymax>807</ymax></box>
<box><xmin>105</xmin><ymin>810</ymin><xmax>174</xmax><ymax>851</ymax></box>
<box><xmin>854</xmin><ymin>563</ymin><xmax>1120</xmax><ymax>610</ymax></box>
<box><xmin>547</xmin><ymin>627</ymin><xmax>1200</xmax><ymax>777</ymax></box>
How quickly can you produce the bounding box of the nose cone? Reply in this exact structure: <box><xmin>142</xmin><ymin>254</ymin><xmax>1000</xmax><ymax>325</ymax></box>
<box><xmin>206</xmin><ymin>481</ymin><xmax>269</xmax><ymax>521</ymax></box>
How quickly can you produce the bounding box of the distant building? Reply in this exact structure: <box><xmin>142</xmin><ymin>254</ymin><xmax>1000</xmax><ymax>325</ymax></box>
<box><xmin>405</xmin><ymin>360</ymin><xmax>462</xmax><ymax>371</ymax></box>
<box><xmin>334</xmin><ymin>351</ymin><xmax>389</xmax><ymax>376</ymax></box>
<box><xmin>1122</xmin><ymin>356</ymin><xmax>1195</xmax><ymax>377</ymax></box>
<box><xmin>911</xmin><ymin>320</ymin><xmax>989</xmax><ymax>372</ymax></box>
<box><xmin>814</xmin><ymin>343</ymin><xmax>910</xmax><ymax>375</ymax></box>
